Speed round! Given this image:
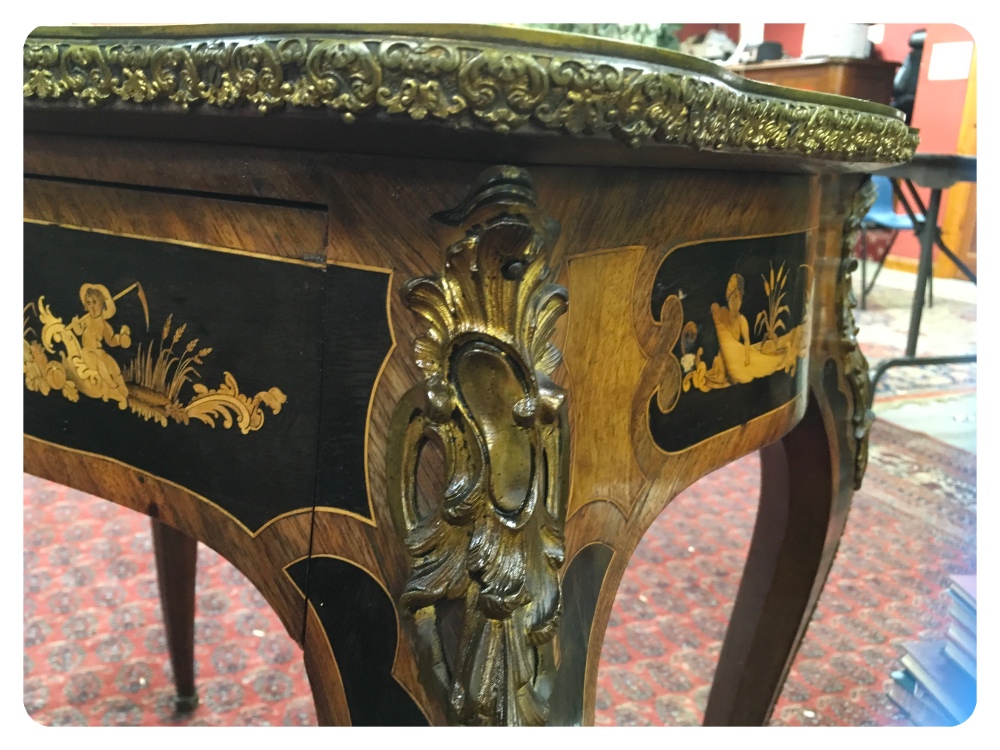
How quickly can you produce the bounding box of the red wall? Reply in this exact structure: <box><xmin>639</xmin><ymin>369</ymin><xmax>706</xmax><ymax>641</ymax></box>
<box><xmin>882</xmin><ymin>24</ymin><xmax>975</xmax><ymax>261</ymax></box>
<box><xmin>874</xmin><ymin>24</ymin><xmax>928</xmax><ymax>63</ymax></box>
<box><xmin>907</xmin><ymin>25</ymin><xmax>974</xmax><ymax>155</ymax></box>
<box><xmin>691</xmin><ymin>22</ymin><xmax>975</xmax><ymax>263</ymax></box>
<box><xmin>763</xmin><ymin>24</ymin><xmax>804</xmax><ymax>58</ymax></box>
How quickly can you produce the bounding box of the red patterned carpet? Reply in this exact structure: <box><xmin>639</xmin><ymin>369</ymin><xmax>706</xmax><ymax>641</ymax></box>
<box><xmin>22</xmin><ymin>476</ymin><xmax>316</xmax><ymax>727</ymax></box>
<box><xmin>592</xmin><ymin>419</ymin><xmax>976</xmax><ymax>726</ymax></box>
<box><xmin>23</xmin><ymin>416</ymin><xmax>975</xmax><ymax>727</ymax></box>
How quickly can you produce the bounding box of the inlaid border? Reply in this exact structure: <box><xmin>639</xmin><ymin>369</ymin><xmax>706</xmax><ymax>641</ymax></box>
<box><xmin>23</xmin><ymin>434</ymin><xmax>309</xmax><ymax>537</ymax></box>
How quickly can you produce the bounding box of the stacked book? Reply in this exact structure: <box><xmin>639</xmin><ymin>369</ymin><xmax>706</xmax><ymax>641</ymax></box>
<box><xmin>886</xmin><ymin>575</ymin><xmax>976</xmax><ymax>725</ymax></box>
<box><xmin>945</xmin><ymin>575</ymin><xmax>977</xmax><ymax>680</ymax></box>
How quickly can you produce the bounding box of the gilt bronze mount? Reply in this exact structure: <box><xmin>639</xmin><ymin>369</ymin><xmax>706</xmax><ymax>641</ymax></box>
<box><xmin>25</xmin><ymin>27</ymin><xmax>917</xmax><ymax>162</ymax></box>
<box><xmin>837</xmin><ymin>178</ymin><xmax>878</xmax><ymax>489</ymax></box>
<box><xmin>387</xmin><ymin>166</ymin><xmax>569</xmax><ymax>726</ymax></box>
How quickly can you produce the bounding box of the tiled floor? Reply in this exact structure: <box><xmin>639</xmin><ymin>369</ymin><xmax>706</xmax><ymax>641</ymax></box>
<box><xmin>859</xmin><ymin>265</ymin><xmax>977</xmax><ymax>454</ymax></box>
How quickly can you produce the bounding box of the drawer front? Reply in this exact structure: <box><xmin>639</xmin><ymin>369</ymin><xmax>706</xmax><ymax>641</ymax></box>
<box><xmin>23</xmin><ymin>220</ymin><xmax>392</xmax><ymax>534</ymax></box>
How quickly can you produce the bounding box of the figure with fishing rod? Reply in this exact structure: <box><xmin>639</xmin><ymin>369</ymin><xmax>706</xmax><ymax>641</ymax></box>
<box><xmin>42</xmin><ymin>281</ymin><xmax>149</xmax><ymax>409</ymax></box>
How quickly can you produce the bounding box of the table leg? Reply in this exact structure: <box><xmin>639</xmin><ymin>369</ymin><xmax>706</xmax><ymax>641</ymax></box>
<box><xmin>898</xmin><ymin>179</ymin><xmax>976</xmax><ymax>284</ymax></box>
<box><xmin>704</xmin><ymin>362</ymin><xmax>856</xmax><ymax>725</ymax></box>
<box><xmin>905</xmin><ymin>189</ymin><xmax>941</xmax><ymax>357</ymax></box>
<box><xmin>151</xmin><ymin>518</ymin><xmax>199</xmax><ymax>713</ymax></box>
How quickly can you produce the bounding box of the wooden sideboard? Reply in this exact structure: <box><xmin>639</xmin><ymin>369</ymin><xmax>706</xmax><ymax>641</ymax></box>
<box><xmin>728</xmin><ymin>56</ymin><xmax>900</xmax><ymax>105</ymax></box>
<box><xmin>23</xmin><ymin>24</ymin><xmax>918</xmax><ymax>727</ymax></box>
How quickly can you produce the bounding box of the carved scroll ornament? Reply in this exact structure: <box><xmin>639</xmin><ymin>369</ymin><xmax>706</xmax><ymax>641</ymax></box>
<box><xmin>837</xmin><ymin>178</ymin><xmax>877</xmax><ymax>488</ymax></box>
<box><xmin>387</xmin><ymin>166</ymin><xmax>568</xmax><ymax>726</ymax></box>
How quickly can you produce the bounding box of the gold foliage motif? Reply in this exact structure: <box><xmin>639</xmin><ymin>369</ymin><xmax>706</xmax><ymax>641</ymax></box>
<box><xmin>386</xmin><ymin>166</ymin><xmax>568</xmax><ymax>726</ymax></box>
<box><xmin>24</xmin><ymin>33</ymin><xmax>917</xmax><ymax>162</ymax></box>
<box><xmin>838</xmin><ymin>179</ymin><xmax>878</xmax><ymax>488</ymax></box>
<box><xmin>23</xmin><ymin>282</ymin><xmax>285</xmax><ymax>434</ymax></box>
<box><xmin>187</xmin><ymin>373</ymin><xmax>287</xmax><ymax>433</ymax></box>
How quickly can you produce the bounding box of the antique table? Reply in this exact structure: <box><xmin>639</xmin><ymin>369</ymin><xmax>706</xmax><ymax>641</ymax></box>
<box><xmin>23</xmin><ymin>24</ymin><xmax>917</xmax><ymax>726</ymax></box>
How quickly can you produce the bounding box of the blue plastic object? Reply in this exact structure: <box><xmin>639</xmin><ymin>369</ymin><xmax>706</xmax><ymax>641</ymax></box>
<box><xmin>863</xmin><ymin>175</ymin><xmax>921</xmax><ymax>230</ymax></box>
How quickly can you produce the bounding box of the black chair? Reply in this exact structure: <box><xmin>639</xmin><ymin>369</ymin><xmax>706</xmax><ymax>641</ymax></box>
<box><xmin>891</xmin><ymin>29</ymin><xmax>926</xmax><ymax>124</ymax></box>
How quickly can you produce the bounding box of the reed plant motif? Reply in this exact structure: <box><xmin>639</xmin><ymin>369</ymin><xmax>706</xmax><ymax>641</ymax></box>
<box><xmin>755</xmin><ymin>262</ymin><xmax>790</xmax><ymax>354</ymax></box>
<box><xmin>122</xmin><ymin>313</ymin><xmax>213</xmax><ymax>426</ymax></box>
<box><xmin>23</xmin><ymin>282</ymin><xmax>285</xmax><ymax>433</ymax></box>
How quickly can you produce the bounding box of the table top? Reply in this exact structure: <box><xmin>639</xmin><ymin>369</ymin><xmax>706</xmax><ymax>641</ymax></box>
<box><xmin>24</xmin><ymin>24</ymin><xmax>919</xmax><ymax>173</ymax></box>
<box><xmin>874</xmin><ymin>154</ymin><xmax>977</xmax><ymax>189</ymax></box>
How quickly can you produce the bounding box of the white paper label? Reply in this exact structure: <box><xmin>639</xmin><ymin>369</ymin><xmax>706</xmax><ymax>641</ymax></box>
<box><xmin>927</xmin><ymin>41</ymin><xmax>974</xmax><ymax>81</ymax></box>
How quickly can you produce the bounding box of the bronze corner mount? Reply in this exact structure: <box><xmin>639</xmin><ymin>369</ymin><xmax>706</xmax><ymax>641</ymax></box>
<box><xmin>837</xmin><ymin>177</ymin><xmax>877</xmax><ymax>489</ymax></box>
<box><xmin>387</xmin><ymin>165</ymin><xmax>569</xmax><ymax>726</ymax></box>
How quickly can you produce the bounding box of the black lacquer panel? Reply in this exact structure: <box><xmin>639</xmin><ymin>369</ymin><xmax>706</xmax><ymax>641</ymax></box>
<box><xmin>648</xmin><ymin>232</ymin><xmax>812</xmax><ymax>453</ymax></box>
<box><xmin>549</xmin><ymin>542</ymin><xmax>614</xmax><ymax>726</ymax></box>
<box><xmin>287</xmin><ymin>557</ymin><xmax>428</xmax><ymax>726</ymax></box>
<box><xmin>23</xmin><ymin>223</ymin><xmax>392</xmax><ymax>533</ymax></box>
<box><xmin>314</xmin><ymin>265</ymin><xmax>393</xmax><ymax>521</ymax></box>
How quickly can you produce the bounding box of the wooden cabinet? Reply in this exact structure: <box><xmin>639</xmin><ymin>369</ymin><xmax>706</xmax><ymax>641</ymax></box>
<box><xmin>729</xmin><ymin>56</ymin><xmax>900</xmax><ymax>105</ymax></box>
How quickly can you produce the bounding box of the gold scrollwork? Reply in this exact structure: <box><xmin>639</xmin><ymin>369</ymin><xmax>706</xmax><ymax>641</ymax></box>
<box><xmin>376</xmin><ymin>40</ymin><xmax>465</xmax><ymax>120</ymax></box>
<box><xmin>457</xmin><ymin>48</ymin><xmax>549</xmax><ymax>133</ymax></box>
<box><xmin>24</xmin><ymin>34</ymin><xmax>918</xmax><ymax>162</ymax></box>
<box><xmin>23</xmin><ymin>282</ymin><xmax>286</xmax><ymax>433</ymax></box>
<box><xmin>838</xmin><ymin>179</ymin><xmax>878</xmax><ymax>488</ymax></box>
<box><xmin>386</xmin><ymin>166</ymin><xmax>568</xmax><ymax>726</ymax></box>
<box><xmin>535</xmin><ymin>58</ymin><xmax>624</xmax><ymax>134</ymax></box>
<box><xmin>293</xmin><ymin>39</ymin><xmax>381</xmax><ymax>119</ymax></box>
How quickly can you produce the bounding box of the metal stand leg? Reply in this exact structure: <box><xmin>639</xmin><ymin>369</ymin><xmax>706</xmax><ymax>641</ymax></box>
<box><xmin>897</xmin><ymin>178</ymin><xmax>977</xmax><ymax>284</ymax></box>
<box><xmin>868</xmin><ymin>170</ymin><xmax>977</xmax><ymax>409</ymax></box>
<box><xmin>928</xmin><ymin>260</ymin><xmax>934</xmax><ymax>308</ymax></box>
<box><xmin>863</xmin><ymin>229</ymin><xmax>895</xmax><ymax>301</ymax></box>
<box><xmin>905</xmin><ymin>189</ymin><xmax>942</xmax><ymax>357</ymax></box>
<box><xmin>870</xmin><ymin>354</ymin><xmax>977</xmax><ymax>401</ymax></box>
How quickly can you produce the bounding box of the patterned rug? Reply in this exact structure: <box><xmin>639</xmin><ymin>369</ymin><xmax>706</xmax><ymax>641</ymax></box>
<box><xmin>22</xmin><ymin>479</ymin><xmax>316</xmax><ymax>727</ymax></box>
<box><xmin>592</xmin><ymin>419</ymin><xmax>976</xmax><ymax>726</ymax></box>
<box><xmin>23</xmin><ymin>417</ymin><xmax>976</xmax><ymax>726</ymax></box>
